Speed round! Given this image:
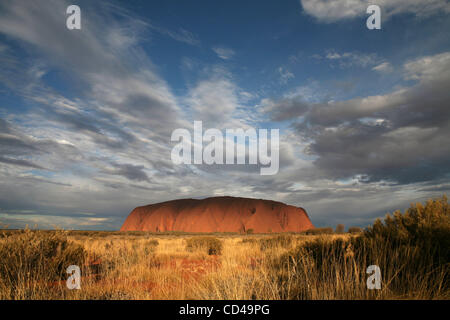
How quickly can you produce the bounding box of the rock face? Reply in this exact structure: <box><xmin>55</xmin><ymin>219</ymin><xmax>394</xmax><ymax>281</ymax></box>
<box><xmin>120</xmin><ymin>196</ymin><xmax>314</xmax><ymax>233</ymax></box>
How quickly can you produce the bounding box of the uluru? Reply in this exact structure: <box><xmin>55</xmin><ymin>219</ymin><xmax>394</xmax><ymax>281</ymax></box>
<box><xmin>120</xmin><ymin>196</ymin><xmax>314</xmax><ymax>233</ymax></box>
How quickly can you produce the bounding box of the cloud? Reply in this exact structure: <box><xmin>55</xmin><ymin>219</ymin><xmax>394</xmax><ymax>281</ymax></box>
<box><xmin>0</xmin><ymin>0</ymin><xmax>448</xmax><ymax>231</ymax></box>
<box><xmin>186</xmin><ymin>71</ymin><xmax>244</xmax><ymax>128</ymax></box>
<box><xmin>300</xmin><ymin>0</ymin><xmax>450</xmax><ymax>23</ymax></box>
<box><xmin>301</xmin><ymin>0</ymin><xmax>367</xmax><ymax>23</ymax></box>
<box><xmin>0</xmin><ymin>156</ymin><xmax>45</xmax><ymax>169</ymax></box>
<box><xmin>262</xmin><ymin>97</ymin><xmax>310</xmax><ymax>121</ymax></box>
<box><xmin>278</xmin><ymin>67</ymin><xmax>295</xmax><ymax>84</ymax></box>
<box><xmin>150</xmin><ymin>25</ymin><xmax>200</xmax><ymax>46</ymax></box>
<box><xmin>212</xmin><ymin>46</ymin><xmax>235</xmax><ymax>60</ymax></box>
<box><xmin>0</xmin><ymin>0</ymin><xmax>266</xmax><ymax>230</ymax></box>
<box><xmin>0</xmin><ymin>0</ymin><xmax>194</xmax><ymax>228</ymax></box>
<box><xmin>372</xmin><ymin>61</ymin><xmax>393</xmax><ymax>73</ymax></box>
<box><xmin>314</xmin><ymin>50</ymin><xmax>381</xmax><ymax>69</ymax></box>
<box><xmin>0</xmin><ymin>0</ymin><xmax>186</xmax><ymax>157</ymax></box>
<box><xmin>0</xmin><ymin>211</ymin><xmax>113</xmax><ymax>230</ymax></box>
<box><xmin>0</xmin><ymin>118</ymin><xmax>81</xmax><ymax>172</ymax></box>
<box><xmin>104</xmin><ymin>163</ymin><xmax>151</xmax><ymax>182</ymax></box>
<box><xmin>265</xmin><ymin>52</ymin><xmax>450</xmax><ymax>184</ymax></box>
<box><xmin>403</xmin><ymin>52</ymin><xmax>450</xmax><ymax>81</ymax></box>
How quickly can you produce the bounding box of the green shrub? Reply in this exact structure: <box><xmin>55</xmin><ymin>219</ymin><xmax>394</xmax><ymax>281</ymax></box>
<box><xmin>185</xmin><ymin>237</ymin><xmax>223</xmax><ymax>255</ymax></box>
<box><xmin>246</xmin><ymin>229</ymin><xmax>254</xmax><ymax>235</ymax></box>
<box><xmin>0</xmin><ymin>229</ymin><xmax>86</xmax><ymax>299</ymax></box>
<box><xmin>304</xmin><ymin>227</ymin><xmax>334</xmax><ymax>235</ymax></box>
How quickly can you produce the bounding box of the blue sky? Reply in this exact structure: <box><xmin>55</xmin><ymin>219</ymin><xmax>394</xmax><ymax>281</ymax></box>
<box><xmin>0</xmin><ymin>0</ymin><xmax>450</xmax><ymax>230</ymax></box>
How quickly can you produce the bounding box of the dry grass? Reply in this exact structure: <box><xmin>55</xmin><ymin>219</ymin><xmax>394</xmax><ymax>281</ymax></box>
<box><xmin>0</xmin><ymin>196</ymin><xmax>448</xmax><ymax>300</ymax></box>
<box><xmin>0</xmin><ymin>231</ymin><xmax>352</xmax><ymax>300</ymax></box>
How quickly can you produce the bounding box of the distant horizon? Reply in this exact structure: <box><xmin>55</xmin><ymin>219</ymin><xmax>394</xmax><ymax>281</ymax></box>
<box><xmin>2</xmin><ymin>194</ymin><xmax>446</xmax><ymax>231</ymax></box>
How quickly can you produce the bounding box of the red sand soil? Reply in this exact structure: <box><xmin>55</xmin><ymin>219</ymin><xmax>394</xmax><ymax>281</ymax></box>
<box><xmin>120</xmin><ymin>196</ymin><xmax>314</xmax><ymax>233</ymax></box>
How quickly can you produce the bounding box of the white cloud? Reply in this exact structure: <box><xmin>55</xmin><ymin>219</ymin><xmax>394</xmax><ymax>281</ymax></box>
<box><xmin>301</xmin><ymin>0</ymin><xmax>450</xmax><ymax>23</ymax></box>
<box><xmin>212</xmin><ymin>46</ymin><xmax>235</xmax><ymax>60</ymax></box>
<box><xmin>150</xmin><ymin>25</ymin><xmax>200</xmax><ymax>46</ymax></box>
<box><xmin>315</xmin><ymin>50</ymin><xmax>380</xmax><ymax>68</ymax></box>
<box><xmin>404</xmin><ymin>52</ymin><xmax>450</xmax><ymax>82</ymax></box>
<box><xmin>372</xmin><ymin>61</ymin><xmax>393</xmax><ymax>73</ymax></box>
<box><xmin>239</xmin><ymin>91</ymin><xmax>256</xmax><ymax>102</ymax></box>
<box><xmin>278</xmin><ymin>67</ymin><xmax>295</xmax><ymax>84</ymax></box>
<box><xmin>186</xmin><ymin>77</ymin><xmax>240</xmax><ymax>127</ymax></box>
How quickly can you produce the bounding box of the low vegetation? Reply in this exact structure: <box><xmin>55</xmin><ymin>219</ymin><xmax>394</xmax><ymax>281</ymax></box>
<box><xmin>0</xmin><ymin>229</ymin><xmax>85</xmax><ymax>299</ymax></box>
<box><xmin>304</xmin><ymin>227</ymin><xmax>334</xmax><ymax>235</ymax></box>
<box><xmin>271</xmin><ymin>196</ymin><xmax>449</xmax><ymax>299</ymax></box>
<box><xmin>259</xmin><ymin>235</ymin><xmax>293</xmax><ymax>251</ymax></box>
<box><xmin>0</xmin><ymin>196</ymin><xmax>448</xmax><ymax>300</ymax></box>
<box><xmin>185</xmin><ymin>237</ymin><xmax>223</xmax><ymax>255</ymax></box>
<box><xmin>335</xmin><ymin>224</ymin><xmax>345</xmax><ymax>234</ymax></box>
<box><xmin>348</xmin><ymin>226</ymin><xmax>363</xmax><ymax>234</ymax></box>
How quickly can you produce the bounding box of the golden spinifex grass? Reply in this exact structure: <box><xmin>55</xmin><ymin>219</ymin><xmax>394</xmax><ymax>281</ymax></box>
<box><xmin>0</xmin><ymin>196</ymin><xmax>448</xmax><ymax>300</ymax></box>
<box><xmin>0</xmin><ymin>229</ymin><xmax>85</xmax><ymax>299</ymax></box>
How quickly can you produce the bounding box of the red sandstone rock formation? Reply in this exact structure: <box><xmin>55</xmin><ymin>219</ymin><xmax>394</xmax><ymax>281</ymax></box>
<box><xmin>120</xmin><ymin>196</ymin><xmax>313</xmax><ymax>233</ymax></box>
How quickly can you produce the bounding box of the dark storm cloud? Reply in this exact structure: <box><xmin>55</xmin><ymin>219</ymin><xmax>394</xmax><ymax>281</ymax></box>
<box><xmin>417</xmin><ymin>182</ymin><xmax>450</xmax><ymax>193</ymax></box>
<box><xmin>263</xmin><ymin>98</ymin><xmax>310</xmax><ymax>122</ymax></box>
<box><xmin>238</xmin><ymin>175</ymin><xmax>295</xmax><ymax>194</ymax></box>
<box><xmin>106</xmin><ymin>163</ymin><xmax>151</xmax><ymax>182</ymax></box>
<box><xmin>264</xmin><ymin>52</ymin><xmax>450</xmax><ymax>185</ymax></box>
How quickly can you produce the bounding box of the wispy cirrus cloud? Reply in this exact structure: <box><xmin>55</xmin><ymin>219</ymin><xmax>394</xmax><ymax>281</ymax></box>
<box><xmin>278</xmin><ymin>67</ymin><xmax>295</xmax><ymax>84</ymax></box>
<box><xmin>149</xmin><ymin>24</ymin><xmax>201</xmax><ymax>46</ymax></box>
<box><xmin>212</xmin><ymin>46</ymin><xmax>235</xmax><ymax>60</ymax></box>
<box><xmin>313</xmin><ymin>50</ymin><xmax>381</xmax><ymax>69</ymax></box>
<box><xmin>372</xmin><ymin>61</ymin><xmax>393</xmax><ymax>73</ymax></box>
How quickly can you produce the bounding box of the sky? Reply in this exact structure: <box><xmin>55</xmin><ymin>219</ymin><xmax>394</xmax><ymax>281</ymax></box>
<box><xmin>0</xmin><ymin>0</ymin><xmax>449</xmax><ymax>230</ymax></box>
